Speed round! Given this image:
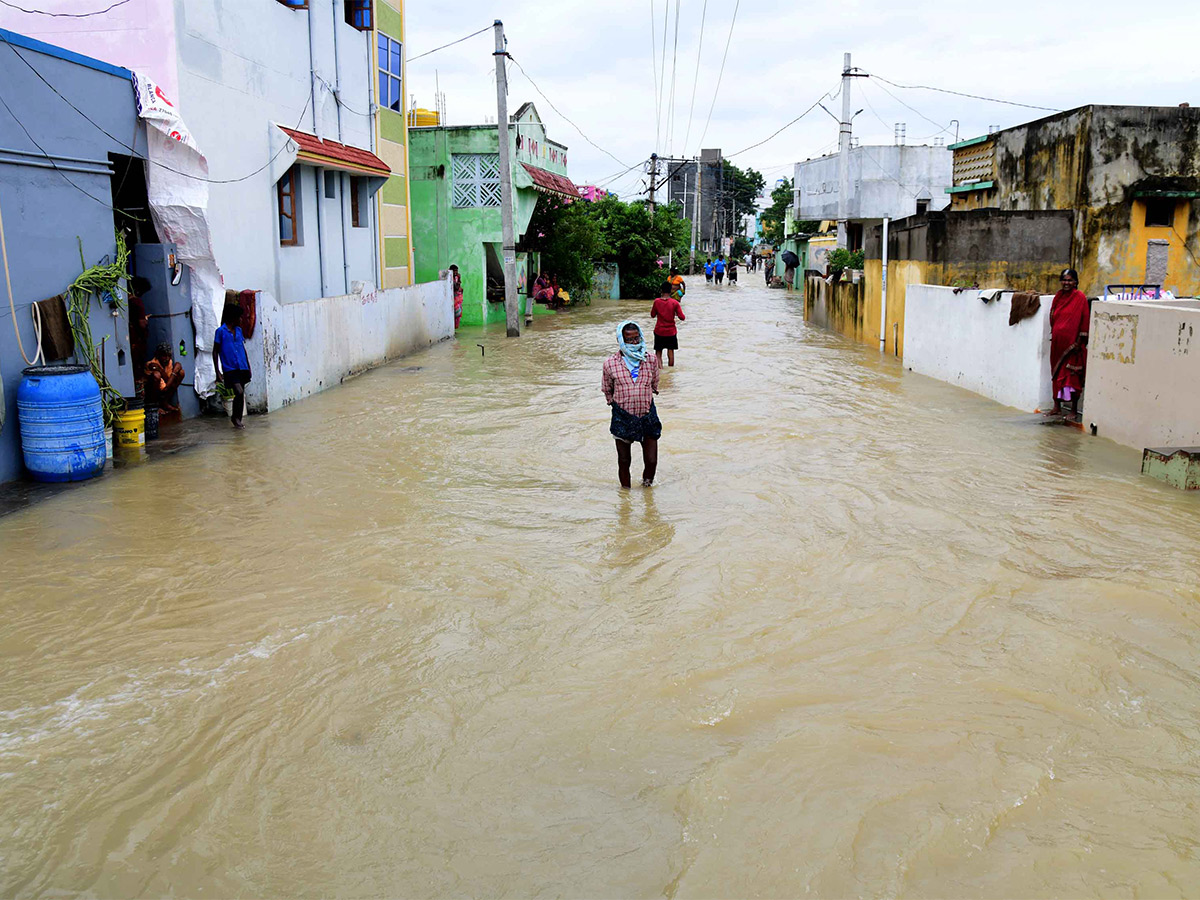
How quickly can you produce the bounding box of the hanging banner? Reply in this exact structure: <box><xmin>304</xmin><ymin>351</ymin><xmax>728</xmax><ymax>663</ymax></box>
<box><xmin>133</xmin><ymin>72</ymin><xmax>224</xmax><ymax>398</ymax></box>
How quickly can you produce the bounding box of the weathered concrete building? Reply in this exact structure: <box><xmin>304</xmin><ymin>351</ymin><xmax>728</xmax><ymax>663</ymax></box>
<box><xmin>947</xmin><ymin>105</ymin><xmax>1200</xmax><ymax>296</ymax></box>
<box><xmin>409</xmin><ymin>102</ymin><xmax>580</xmax><ymax>327</ymax></box>
<box><xmin>665</xmin><ymin>149</ymin><xmax>725</xmax><ymax>256</ymax></box>
<box><xmin>794</xmin><ymin>144</ymin><xmax>952</xmax><ymax>250</ymax></box>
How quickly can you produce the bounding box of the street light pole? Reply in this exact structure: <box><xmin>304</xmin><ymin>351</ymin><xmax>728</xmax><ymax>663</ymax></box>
<box><xmin>493</xmin><ymin>19</ymin><xmax>520</xmax><ymax>337</ymax></box>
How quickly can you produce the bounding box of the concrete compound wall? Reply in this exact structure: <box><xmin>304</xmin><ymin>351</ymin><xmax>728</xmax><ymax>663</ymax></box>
<box><xmin>805</xmin><ymin>274</ymin><xmax>866</xmax><ymax>343</ymax></box>
<box><xmin>244</xmin><ymin>277</ymin><xmax>453</xmax><ymax>413</ymax></box>
<box><xmin>1084</xmin><ymin>299</ymin><xmax>1200</xmax><ymax>450</ymax></box>
<box><xmin>903</xmin><ymin>284</ymin><xmax>1054</xmax><ymax>412</ymax></box>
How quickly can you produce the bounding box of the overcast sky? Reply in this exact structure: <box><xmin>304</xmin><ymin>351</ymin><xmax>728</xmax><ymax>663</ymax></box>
<box><xmin>406</xmin><ymin>0</ymin><xmax>1197</xmax><ymax>200</ymax></box>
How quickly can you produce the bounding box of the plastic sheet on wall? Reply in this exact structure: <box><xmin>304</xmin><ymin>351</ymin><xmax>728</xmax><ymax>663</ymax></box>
<box><xmin>133</xmin><ymin>72</ymin><xmax>224</xmax><ymax>398</ymax></box>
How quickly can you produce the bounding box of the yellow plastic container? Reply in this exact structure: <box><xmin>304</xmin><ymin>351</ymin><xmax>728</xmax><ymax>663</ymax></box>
<box><xmin>113</xmin><ymin>407</ymin><xmax>145</xmax><ymax>448</ymax></box>
<box><xmin>408</xmin><ymin>107</ymin><xmax>439</xmax><ymax>127</ymax></box>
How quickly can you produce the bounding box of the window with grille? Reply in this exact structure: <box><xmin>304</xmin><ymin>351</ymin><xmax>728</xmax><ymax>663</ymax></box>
<box><xmin>378</xmin><ymin>33</ymin><xmax>402</xmax><ymax>113</ymax></box>
<box><xmin>452</xmin><ymin>154</ymin><xmax>502</xmax><ymax>208</ymax></box>
<box><xmin>345</xmin><ymin>0</ymin><xmax>372</xmax><ymax>30</ymax></box>
<box><xmin>278</xmin><ymin>167</ymin><xmax>300</xmax><ymax>246</ymax></box>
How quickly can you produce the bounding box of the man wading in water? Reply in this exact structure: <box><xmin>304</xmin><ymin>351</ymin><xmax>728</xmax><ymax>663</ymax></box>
<box><xmin>601</xmin><ymin>320</ymin><xmax>661</xmax><ymax>488</ymax></box>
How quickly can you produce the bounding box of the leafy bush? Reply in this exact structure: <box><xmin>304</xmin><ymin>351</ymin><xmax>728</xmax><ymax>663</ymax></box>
<box><xmin>826</xmin><ymin>247</ymin><xmax>865</xmax><ymax>277</ymax></box>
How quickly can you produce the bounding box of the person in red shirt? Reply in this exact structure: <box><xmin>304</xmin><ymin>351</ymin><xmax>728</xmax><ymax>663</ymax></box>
<box><xmin>650</xmin><ymin>281</ymin><xmax>686</xmax><ymax>368</ymax></box>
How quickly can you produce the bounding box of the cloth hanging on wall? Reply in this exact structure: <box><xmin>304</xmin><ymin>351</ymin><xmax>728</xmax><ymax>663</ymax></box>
<box><xmin>1009</xmin><ymin>291</ymin><xmax>1042</xmax><ymax>326</ymax></box>
<box><xmin>34</xmin><ymin>295</ymin><xmax>74</xmax><ymax>361</ymax></box>
<box><xmin>239</xmin><ymin>289</ymin><xmax>258</xmax><ymax>338</ymax></box>
<box><xmin>134</xmin><ymin>72</ymin><xmax>225</xmax><ymax>399</ymax></box>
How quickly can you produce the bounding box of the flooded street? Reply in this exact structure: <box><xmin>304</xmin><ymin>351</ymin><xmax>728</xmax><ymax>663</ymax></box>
<box><xmin>3</xmin><ymin>279</ymin><xmax>1200</xmax><ymax>897</ymax></box>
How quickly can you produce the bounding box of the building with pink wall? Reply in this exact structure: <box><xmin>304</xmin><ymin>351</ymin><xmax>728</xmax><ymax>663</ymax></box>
<box><xmin>0</xmin><ymin>0</ymin><xmax>179</xmax><ymax>99</ymax></box>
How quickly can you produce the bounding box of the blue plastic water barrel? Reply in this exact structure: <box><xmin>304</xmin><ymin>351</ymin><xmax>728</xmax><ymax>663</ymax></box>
<box><xmin>17</xmin><ymin>364</ymin><xmax>106</xmax><ymax>483</ymax></box>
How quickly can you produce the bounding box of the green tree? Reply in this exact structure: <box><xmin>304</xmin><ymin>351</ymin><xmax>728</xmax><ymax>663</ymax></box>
<box><xmin>589</xmin><ymin>196</ymin><xmax>692</xmax><ymax>299</ymax></box>
<box><xmin>518</xmin><ymin>196</ymin><xmax>603</xmax><ymax>296</ymax></box>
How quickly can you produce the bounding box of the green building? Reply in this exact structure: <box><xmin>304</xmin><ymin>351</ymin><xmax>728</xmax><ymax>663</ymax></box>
<box><xmin>409</xmin><ymin>103</ymin><xmax>580</xmax><ymax>326</ymax></box>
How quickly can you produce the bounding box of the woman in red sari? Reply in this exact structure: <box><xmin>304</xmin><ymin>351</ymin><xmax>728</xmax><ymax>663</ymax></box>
<box><xmin>1049</xmin><ymin>268</ymin><xmax>1090</xmax><ymax>418</ymax></box>
<box><xmin>449</xmin><ymin>264</ymin><xmax>463</xmax><ymax>329</ymax></box>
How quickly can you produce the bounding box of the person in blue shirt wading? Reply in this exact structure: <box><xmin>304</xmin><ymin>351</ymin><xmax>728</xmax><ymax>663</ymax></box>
<box><xmin>213</xmin><ymin>303</ymin><xmax>252</xmax><ymax>428</ymax></box>
<box><xmin>713</xmin><ymin>256</ymin><xmax>726</xmax><ymax>285</ymax></box>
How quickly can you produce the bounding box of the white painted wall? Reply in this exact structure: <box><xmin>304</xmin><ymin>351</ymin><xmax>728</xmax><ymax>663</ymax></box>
<box><xmin>1083</xmin><ymin>299</ymin><xmax>1200</xmax><ymax>450</ymax></box>
<box><xmin>244</xmin><ymin>277</ymin><xmax>454</xmax><ymax>413</ymax></box>
<box><xmin>903</xmin><ymin>284</ymin><xmax>1054</xmax><ymax>412</ymax></box>
<box><xmin>795</xmin><ymin>145</ymin><xmax>952</xmax><ymax>221</ymax></box>
<box><xmin>173</xmin><ymin>0</ymin><xmax>379</xmax><ymax>302</ymax></box>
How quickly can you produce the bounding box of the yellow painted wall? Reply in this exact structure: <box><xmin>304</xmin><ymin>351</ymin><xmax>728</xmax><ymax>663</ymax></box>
<box><xmin>1092</xmin><ymin>200</ymin><xmax>1198</xmax><ymax>295</ymax></box>
<box><xmin>376</xmin><ymin>0</ymin><xmax>412</xmax><ymax>289</ymax></box>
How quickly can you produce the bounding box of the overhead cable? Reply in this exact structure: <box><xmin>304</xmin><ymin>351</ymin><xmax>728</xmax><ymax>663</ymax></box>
<box><xmin>693</xmin><ymin>0</ymin><xmax>741</xmax><ymax>154</ymax></box>
<box><xmin>866</xmin><ymin>72</ymin><xmax>1060</xmax><ymax>113</ymax></box>
<box><xmin>681</xmin><ymin>0</ymin><xmax>708</xmax><ymax>154</ymax></box>
<box><xmin>507</xmin><ymin>55</ymin><xmax>629</xmax><ymax>169</ymax></box>
<box><xmin>650</xmin><ymin>0</ymin><xmax>661</xmax><ymax>151</ymax></box>
<box><xmin>866</xmin><ymin>78</ymin><xmax>952</xmax><ymax>137</ymax></box>
<box><xmin>408</xmin><ymin>25</ymin><xmax>491</xmax><ymax>63</ymax></box>
<box><xmin>726</xmin><ymin>89</ymin><xmax>834</xmax><ymax>158</ymax></box>
<box><xmin>0</xmin><ymin>0</ymin><xmax>132</xmax><ymax>16</ymax></box>
<box><xmin>666</xmin><ymin>0</ymin><xmax>680</xmax><ymax>155</ymax></box>
<box><xmin>2</xmin><ymin>35</ymin><xmax>313</xmax><ymax>184</ymax></box>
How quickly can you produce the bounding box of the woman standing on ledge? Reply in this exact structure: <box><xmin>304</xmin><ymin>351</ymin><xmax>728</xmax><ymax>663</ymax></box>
<box><xmin>1049</xmin><ymin>268</ymin><xmax>1090</xmax><ymax>419</ymax></box>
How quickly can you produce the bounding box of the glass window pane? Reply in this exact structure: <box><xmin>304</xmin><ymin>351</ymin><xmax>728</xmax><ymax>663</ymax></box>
<box><xmin>378</xmin><ymin>34</ymin><xmax>387</xmax><ymax>57</ymax></box>
<box><xmin>390</xmin><ymin>44</ymin><xmax>401</xmax><ymax>76</ymax></box>
<box><xmin>378</xmin><ymin>71</ymin><xmax>387</xmax><ymax>108</ymax></box>
<box><xmin>389</xmin><ymin>77</ymin><xmax>401</xmax><ymax>111</ymax></box>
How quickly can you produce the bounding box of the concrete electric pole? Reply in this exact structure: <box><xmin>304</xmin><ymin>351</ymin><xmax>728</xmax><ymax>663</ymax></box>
<box><xmin>689</xmin><ymin>158</ymin><xmax>701</xmax><ymax>274</ymax></box>
<box><xmin>837</xmin><ymin>52</ymin><xmax>853</xmax><ymax>250</ymax></box>
<box><xmin>493</xmin><ymin>20</ymin><xmax>520</xmax><ymax>337</ymax></box>
<box><xmin>647</xmin><ymin>153</ymin><xmax>659</xmax><ymax>213</ymax></box>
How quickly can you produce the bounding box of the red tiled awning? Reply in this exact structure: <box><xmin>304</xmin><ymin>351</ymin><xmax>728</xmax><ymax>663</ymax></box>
<box><xmin>521</xmin><ymin>163</ymin><xmax>581</xmax><ymax>201</ymax></box>
<box><xmin>279</xmin><ymin>126</ymin><xmax>391</xmax><ymax>177</ymax></box>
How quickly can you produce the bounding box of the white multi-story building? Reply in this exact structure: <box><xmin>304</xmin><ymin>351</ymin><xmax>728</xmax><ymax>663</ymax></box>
<box><xmin>793</xmin><ymin>144</ymin><xmax>952</xmax><ymax>248</ymax></box>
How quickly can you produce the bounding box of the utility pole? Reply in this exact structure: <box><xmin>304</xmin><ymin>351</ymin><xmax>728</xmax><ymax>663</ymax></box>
<box><xmin>837</xmin><ymin>51</ymin><xmax>853</xmax><ymax>250</ymax></box>
<box><xmin>647</xmin><ymin>153</ymin><xmax>659</xmax><ymax>213</ymax></box>
<box><xmin>493</xmin><ymin>19</ymin><xmax>520</xmax><ymax>337</ymax></box>
<box><xmin>689</xmin><ymin>158</ymin><xmax>701</xmax><ymax>274</ymax></box>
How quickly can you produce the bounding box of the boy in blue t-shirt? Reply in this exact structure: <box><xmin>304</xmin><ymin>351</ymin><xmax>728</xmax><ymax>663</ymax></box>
<box><xmin>213</xmin><ymin>303</ymin><xmax>252</xmax><ymax>428</ymax></box>
<box><xmin>704</xmin><ymin>260</ymin><xmax>714</xmax><ymax>283</ymax></box>
<box><xmin>713</xmin><ymin>257</ymin><xmax>726</xmax><ymax>285</ymax></box>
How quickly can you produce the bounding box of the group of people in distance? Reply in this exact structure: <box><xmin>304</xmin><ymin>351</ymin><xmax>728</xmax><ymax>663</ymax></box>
<box><xmin>600</xmin><ymin>270</ymin><xmax>686</xmax><ymax>489</ymax></box>
<box><xmin>702</xmin><ymin>256</ymin><xmax>740</xmax><ymax>285</ymax></box>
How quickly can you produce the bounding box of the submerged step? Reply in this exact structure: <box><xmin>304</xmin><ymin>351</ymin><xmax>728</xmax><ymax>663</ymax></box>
<box><xmin>1141</xmin><ymin>447</ymin><xmax>1200</xmax><ymax>491</ymax></box>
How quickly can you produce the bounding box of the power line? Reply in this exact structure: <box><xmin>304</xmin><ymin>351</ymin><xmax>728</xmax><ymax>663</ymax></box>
<box><xmin>0</xmin><ymin>0</ymin><xmax>132</xmax><ymax>16</ymax></box>
<box><xmin>657</xmin><ymin>0</ymin><xmax>668</xmax><ymax>151</ymax></box>
<box><xmin>652</xmin><ymin>0</ymin><xmax>662</xmax><ymax>151</ymax></box>
<box><xmin>2</xmin><ymin>35</ymin><xmax>313</xmax><ymax>185</ymax></box>
<box><xmin>507</xmin><ymin>55</ymin><xmax>629</xmax><ymax>169</ymax></box>
<box><xmin>866</xmin><ymin>78</ymin><xmax>951</xmax><ymax>138</ymax></box>
<box><xmin>726</xmin><ymin>89</ymin><xmax>834</xmax><ymax>158</ymax></box>
<box><xmin>667</xmin><ymin>0</ymin><xmax>680</xmax><ymax>156</ymax></box>
<box><xmin>408</xmin><ymin>25</ymin><xmax>491</xmax><ymax>63</ymax></box>
<box><xmin>867</xmin><ymin>72</ymin><xmax>1060</xmax><ymax>113</ymax></box>
<box><xmin>694</xmin><ymin>0</ymin><xmax>740</xmax><ymax>154</ymax></box>
<box><xmin>0</xmin><ymin>86</ymin><xmax>136</xmax><ymax>217</ymax></box>
<box><xmin>681</xmin><ymin>0</ymin><xmax>708</xmax><ymax>155</ymax></box>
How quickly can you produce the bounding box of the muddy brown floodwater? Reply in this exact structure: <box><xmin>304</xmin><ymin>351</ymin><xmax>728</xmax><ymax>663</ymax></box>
<box><xmin>3</xmin><ymin>280</ymin><xmax>1200</xmax><ymax>897</ymax></box>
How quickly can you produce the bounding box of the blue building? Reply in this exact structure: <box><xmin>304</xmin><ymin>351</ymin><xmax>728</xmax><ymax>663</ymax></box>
<box><xmin>0</xmin><ymin>29</ymin><xmax>149</xmax><ymax>484</ymax></box>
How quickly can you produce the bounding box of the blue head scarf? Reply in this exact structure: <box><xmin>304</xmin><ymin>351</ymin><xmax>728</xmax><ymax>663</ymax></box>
<box><xmin>616</xmin><ymin>320</ymin><xmax>646</xmax><ymax>378</ymax></box>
